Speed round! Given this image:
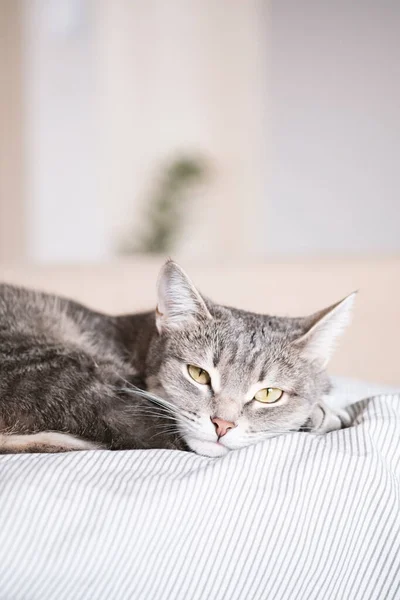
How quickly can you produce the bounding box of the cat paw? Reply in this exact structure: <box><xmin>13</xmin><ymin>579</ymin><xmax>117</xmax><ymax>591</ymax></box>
<box><xmin>310</xmin><ymin>401</ymin><xmax>352</xmax><ymax>434</ymax></box>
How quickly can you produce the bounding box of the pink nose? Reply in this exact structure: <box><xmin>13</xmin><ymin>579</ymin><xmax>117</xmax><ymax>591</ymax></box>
<box><xmin>211</xmin><ymin>417</ymin><xmax>236</xmax><ymax>438</ymax></box>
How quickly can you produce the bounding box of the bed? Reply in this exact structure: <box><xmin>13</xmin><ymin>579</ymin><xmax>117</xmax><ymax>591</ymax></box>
<box><xmin>0</xmin><ymin>378</ymin><xmax>398</xmax><ymax>600</ymax></box>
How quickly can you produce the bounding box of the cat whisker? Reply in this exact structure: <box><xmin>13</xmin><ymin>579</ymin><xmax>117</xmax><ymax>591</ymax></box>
<box><xmin>152</xmin><ymin>425</ymin><xmax>182</xmax><ymax>436</ymax></box>
<box><xmin>118</xmin><ymin>380</ymin><xmax>177</xmax><ymax>409</ymax></box>
<box><xmin>148</xmin><ymin>427</ymin><xmax>184</xmax><ymax>442</ymax></box>
<box><xmin>120</xmin><ymin>385</ymin><xmax>194</xmax><ymax>421</ymax></box>
<box><xmin>123</xmin><ymin>405</ymin><xmax>178</xmax><ymax>418</ymax></box>
<box><xmin>245</xmin><ymin>429</ymin><xmax>299</xmax><ymax>441</ymax></box>
<box><xmin>135</xmin><ymin>413</ymin><xmax>180</xmax><ymax>423</ymax></box>
<box><xmin>115</xmin><ymin>380</ymin><xmax>201</xmax><ymax>432</ymax></box>
<box><xmin>123</xmin><ymin>403</ymin><xmax>198</xmax><ymax>432</ymax></box>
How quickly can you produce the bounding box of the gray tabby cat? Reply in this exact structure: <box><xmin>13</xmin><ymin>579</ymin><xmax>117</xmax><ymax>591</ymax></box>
<box><xmin>0</xmin><ymin>260</ymin><xmax>354</xmax><ymax>457</ymax></box>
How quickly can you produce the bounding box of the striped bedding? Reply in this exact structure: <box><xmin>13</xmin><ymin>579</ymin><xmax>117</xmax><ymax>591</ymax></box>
<box><xmin>0</xmin><ymin>380</ymin><xmax>399</xmax><ymax>600</ymax></box>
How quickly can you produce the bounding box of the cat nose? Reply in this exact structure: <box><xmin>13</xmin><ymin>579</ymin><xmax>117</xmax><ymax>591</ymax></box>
<box><xmin>211</xmin><ymin>417</ymin><xmax>236</xmax><ymax>438</ymax></box>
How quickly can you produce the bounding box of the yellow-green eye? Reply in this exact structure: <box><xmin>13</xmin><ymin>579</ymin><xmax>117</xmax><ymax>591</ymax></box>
<box><xmin>254</xmin><ymin>387</ymin><xmax>283</xmax><ymax>403</ymax></box>
<box><xmin>187</xmin><ymin>365</ymin><xmax>211</xmax><ymax>385</ymax></box>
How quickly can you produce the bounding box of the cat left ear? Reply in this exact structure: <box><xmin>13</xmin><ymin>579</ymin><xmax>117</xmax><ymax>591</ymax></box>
<box><xmin>292</xmin><ymin>292</ymin><xmax>356</xmax><ymax>367</ymax></box>
<box><xmin>156</xmin><ymin>260</ymin><xmax>212</xmax><ymax>333</ymax></box>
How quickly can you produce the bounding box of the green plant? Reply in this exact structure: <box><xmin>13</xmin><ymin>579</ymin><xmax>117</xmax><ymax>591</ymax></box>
<box><xmin>120</xmin><ymin>156</ymin><xmax>208</xmax><ymax>255</ymax></box>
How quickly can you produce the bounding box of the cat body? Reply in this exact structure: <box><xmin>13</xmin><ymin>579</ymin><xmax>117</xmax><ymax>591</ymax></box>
<box><xmin>0</xmin><ymin>262</ymin><xmax>354</xmax><ymax>457</ymax></box>
<box><xmin>0</xmin><ymin>284</ymin><xmax>176</xmax><ymax>452</ymax></box>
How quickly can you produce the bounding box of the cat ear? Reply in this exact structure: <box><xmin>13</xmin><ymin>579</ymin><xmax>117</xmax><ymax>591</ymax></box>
<box><xmin>156</xmin><ymin>260</ymin><xmax>212</xmax><ymax>332</ymax></box>
<box><xmin>292</xmin><ymin>292</ymin><xmax>356</xmax><ymax>367</ymax></box>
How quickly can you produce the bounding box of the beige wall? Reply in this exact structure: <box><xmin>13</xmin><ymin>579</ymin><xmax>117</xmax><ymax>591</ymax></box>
<box><xmin>0</xmin><ymin>0</ymin><xmax>25</xmax><ymax>262</ymax></box>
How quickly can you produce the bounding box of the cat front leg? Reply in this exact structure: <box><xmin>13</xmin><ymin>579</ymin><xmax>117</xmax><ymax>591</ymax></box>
<box><xmin>310</xmin><ymin>400</ymin><xmax>352</xmax><ymax>434</ymax></box>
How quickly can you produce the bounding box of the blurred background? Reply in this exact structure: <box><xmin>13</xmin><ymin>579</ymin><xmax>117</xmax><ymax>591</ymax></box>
<box><xmin>2</xmin><ymin>0</ymin><xmax>399</xmax><ymax>263</ymax></box>
<box><xmin>0</xmin><ymin>0</ymin><xmax>399</xmax><ymax>383</ymax></box>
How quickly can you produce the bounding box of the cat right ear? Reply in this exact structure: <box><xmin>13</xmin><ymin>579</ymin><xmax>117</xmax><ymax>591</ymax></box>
<box><xmin>292</xmin><ymin>292</ymin><xmax>356</xmax><ymax>367</ymax></box>
<box><xmin>156</xmin><ymin>260</ymin><xmax>212</xmax><ymax>333</ymax></box>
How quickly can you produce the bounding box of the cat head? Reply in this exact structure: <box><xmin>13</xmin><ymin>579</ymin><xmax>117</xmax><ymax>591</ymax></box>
<box><xmin>147</xmin><ymin>260</ymin><xmax>355</xmax><ymax>457</ymax></box>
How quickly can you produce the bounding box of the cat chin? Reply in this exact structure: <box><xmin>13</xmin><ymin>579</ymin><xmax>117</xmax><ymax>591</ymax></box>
<box><xmin>185</xmin><ymin>436</ymin><xmax>231</xmax><ymax>458</ymax></box>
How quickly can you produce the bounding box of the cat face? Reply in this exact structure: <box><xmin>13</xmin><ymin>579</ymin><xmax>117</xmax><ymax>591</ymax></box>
<box><xmin>147</xmin><ymin>261</ymin><xmax>355</xmax><ymax>458</ymax></box>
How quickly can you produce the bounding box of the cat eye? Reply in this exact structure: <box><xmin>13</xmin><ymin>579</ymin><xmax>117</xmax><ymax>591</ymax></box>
<box><xmin>187</xmin><ymin>365</ymin><xmax>211</xmax><ymax>385</ymax></box>
<box><xmin>254</xmin><ymin>387</ymin><xmax>283</xmax><ymax>403</ymax></box>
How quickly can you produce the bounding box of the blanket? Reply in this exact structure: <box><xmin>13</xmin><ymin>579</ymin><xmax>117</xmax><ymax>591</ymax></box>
<box><xmin>0</xmin><ymin>380</ymin><xmax>399</xmax><ymax>599</ymax></box>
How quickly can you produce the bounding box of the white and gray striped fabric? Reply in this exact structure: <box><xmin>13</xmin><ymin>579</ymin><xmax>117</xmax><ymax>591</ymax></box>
<box><xmin>0</xmin><ymin>381</ymin><xmax>399</xmax><ymax>600</ymax></box>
